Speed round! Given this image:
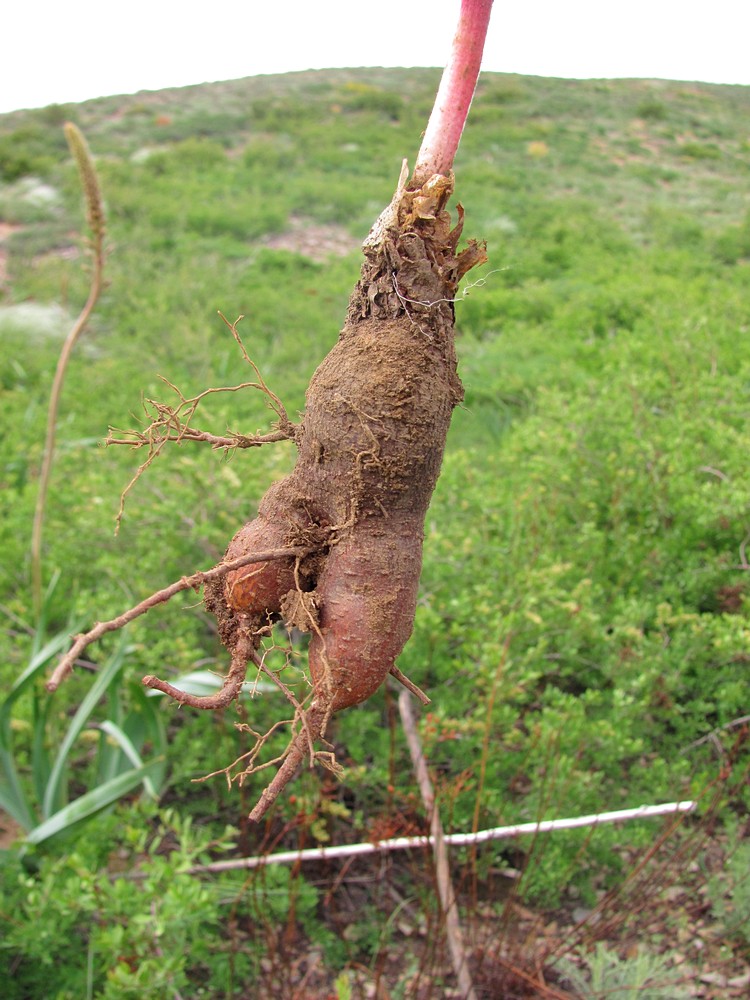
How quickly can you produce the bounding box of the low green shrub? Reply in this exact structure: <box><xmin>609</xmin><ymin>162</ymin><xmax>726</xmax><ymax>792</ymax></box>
<box><xmin>555</xmin><ymin>943</ymin><xmax>690</xmax><ymax>998</ymax></box>
<box><xmin>0</xmin><ymin>579</ymin><xmax>166</xmax><ymax>847</ymax></box>
<box><xmin>1</xmin><ymin>806</ymin><xmax>255</xmax><ymax>998</ymax></box>
<box><xmin>1</xmin><ymin>69</ymin><xmax>749</xmax><ymax>954</ymax></box>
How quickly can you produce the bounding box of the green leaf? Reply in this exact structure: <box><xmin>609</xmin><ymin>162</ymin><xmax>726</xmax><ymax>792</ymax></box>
<box><xmin>0</xmin><ymin>777</ymin><xmax>34</xmax><ymax>831</ymax></box>
<box><xmin>0</xmin><ymin>581</ymin><xmax>79</xmax><ymax>833</ymax></box>
<box><xmin>97</xmin><ymin>721</ymin><xmax>159</xmax><ymax>800</ymax></box>
<box><xmin>96</xmin><ymin>667</ymin><xmax>125</xmax><ymax>785</ymax></box>
<box><xmin>31</xmin><ymin>691</ymin><xmax>53</xmax><ymax>807</ymax></box>
<box><xmin>42</xmin><ymin>636</ymin><xmax>131</xmax><ymax>818</ymax></box>
<box><xmin>0</xmin><ymin>626</ymin><xmax>74</xmax><ymax>748</ymax></box>
<box><xmin>122</xmin><ymin>683</ymin><xmax>168</xmax><ymax>790</ymax></box>
<box><xmin>26</xmin><ymin>758</ymin><xmax>165</xmax><ymax>846</ymax></box>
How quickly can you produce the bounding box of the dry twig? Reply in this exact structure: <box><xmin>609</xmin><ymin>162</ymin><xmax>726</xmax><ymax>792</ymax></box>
<box><xmin>399</xmin><ymin>689</ymin><xmax>478</xmax><ymax>1000</ymax></box>
<box><xmin>31</xmin><ymin>123</ymin><xmax>107</xmax><ymax>613</ymax></box>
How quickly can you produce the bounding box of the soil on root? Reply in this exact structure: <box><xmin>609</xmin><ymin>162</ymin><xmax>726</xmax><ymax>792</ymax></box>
<box><xmin>198</xmin><ymin>174</ymin><xmax>487</xmax><ymax>818</ymax></box>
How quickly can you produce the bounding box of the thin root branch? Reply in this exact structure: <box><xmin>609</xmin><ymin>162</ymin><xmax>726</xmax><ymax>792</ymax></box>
<box><xmin>143</xmin><ymin>633</ymin><xmax>256</xmax><ymax>709</ymax></box>
<box><xmin>218</xmin><ymin>312</ymin><xmax>291</xmax><ymax>425</ymax></box>
<box><xmin>248</xmin><ymin>702</ymin><xmax>332</xmax><ymax>823</ymax></box>
<box><xmin>195</xmin><ymin>716</ymin><xmax>297</xmax><ymax>789</ymax></box>
<box><xmin>389</xmin><ymin>664</ymin><xmax>431</xmax><ymax>705</ymax></box>
<box><xmin>251</xmin><ymin>648</ymin><xmax>309</xmax><ymax>717</ymax></box>
<box><xmin>107</xmin><ymin>315</ymin><xmax>297</xmax><ymax>531</ymax></box>
<box><xmin>47</xmin><ymin>545</ymin><xmax>312</xmax><ymax>692</ymax></box>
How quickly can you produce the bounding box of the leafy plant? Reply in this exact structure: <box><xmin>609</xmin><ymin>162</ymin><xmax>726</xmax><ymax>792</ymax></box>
<box><xmin>555</xmin><ymin>943</ymin><xmax>690</xmax><ymax>998</ymax></box>
<box><xmin>635</xmin><ymin>98</ymin><xmax>667</xmax><ymax>121</ymax></box>
<box><xmin>0</xmin><ymin>577</ymin><xmax>166</xmax><ymax>847</ymax></box>
<box><xmin>2</xmin><ymin>63</ymin><xmax>750</xmax><ymax>987</ymax></box>
<box><xmin>0</xmin><ymin>805</ymin><xmax>259</xmax><ymax>999</ymax></box>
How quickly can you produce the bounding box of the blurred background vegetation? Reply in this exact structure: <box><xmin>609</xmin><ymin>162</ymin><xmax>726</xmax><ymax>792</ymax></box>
<box><xmin>0</xmin><ymin>69</ymin><xmax>748</xmax><ymax>997</ymax></box>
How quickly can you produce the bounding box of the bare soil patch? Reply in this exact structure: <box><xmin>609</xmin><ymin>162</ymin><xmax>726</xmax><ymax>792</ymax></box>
<box><xmin>0</xmin><ymin>221</ymin><xmax>22</xmax><ymax>288</ymax></box>
<box><xmin>0</xmin><ymin>809</ymin><xmax>24</xmax><ymax>850</ymax></box>
<box><xmin>260</xmin><ymin>216</ymin><xmax>360</xmax><ymax>261</ymax></box>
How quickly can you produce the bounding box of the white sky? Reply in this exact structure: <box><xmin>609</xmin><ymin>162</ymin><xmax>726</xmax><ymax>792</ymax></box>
<box><xmin>2</xmin><ymin>0</ymin><xmax>748</xmax><ymax>116</ymax></box>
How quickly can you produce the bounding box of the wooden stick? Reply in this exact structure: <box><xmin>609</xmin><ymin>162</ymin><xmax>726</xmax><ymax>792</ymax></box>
<box><xmin>189</xmin><ymin>801</ymin><xmax>697</xmax><ymax>874</ymax></box>
<box><xmin>399</xmin><ymin>689</ymin><xmax>478</xmax><ymax>1000</ymax></box>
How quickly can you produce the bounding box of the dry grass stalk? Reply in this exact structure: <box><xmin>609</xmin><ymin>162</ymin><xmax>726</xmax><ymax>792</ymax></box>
<box><xmin>31</xmin><ymin>123</ymin><xmax>107</xmax><ymax>614</ymax></box>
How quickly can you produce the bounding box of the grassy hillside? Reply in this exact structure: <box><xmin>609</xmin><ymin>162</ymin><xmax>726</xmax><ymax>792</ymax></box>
<box><xmin>1</xmin><ymin>69</ymin><xmax>749</xmax><ymax>996</ymax></box>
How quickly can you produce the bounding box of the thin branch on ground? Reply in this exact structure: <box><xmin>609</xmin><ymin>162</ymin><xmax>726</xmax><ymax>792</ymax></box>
<box><xmin>739</xmin><ymin>531</ymin><xmax>750</xmax><ymax>570</ymax></box>
<box><xmin>46</xmin><ymin>545</ymin><xmax>311</xmax><ymax>692</ymax></box>
<box><xmin>184</xmin><ymin>800</ymin><xmax>697</xmax><ymax>874</ymax></box>
<box><xmin>399</xmin><ymin>689</ymin><xmax>478</xmax><ymax>1000</ymax></box>
<box><xmin>682</xmin><ymin>715</ymin><xmax>750</xmax><ymax>756</ymax></box>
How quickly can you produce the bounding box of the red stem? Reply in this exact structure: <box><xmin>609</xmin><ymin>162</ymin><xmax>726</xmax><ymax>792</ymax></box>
<box><xmin>413</xmin><ymin>0</ymin><xmax>494</xmax><ymax>185</ymax></box>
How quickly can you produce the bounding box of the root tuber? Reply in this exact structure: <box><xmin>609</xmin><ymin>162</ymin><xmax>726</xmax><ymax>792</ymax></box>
<box><xmin>199</xmin><ymin>173</ymin><xmax>487</xmax><ymax>820</ymax></box>
<box><xmin>49</xmin><ymin>0</ymin><xmax>494</xmax><ymax>822</ymax></box>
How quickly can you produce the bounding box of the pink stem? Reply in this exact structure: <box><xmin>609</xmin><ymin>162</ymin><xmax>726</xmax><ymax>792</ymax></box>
<box><xmin>413</xmin><ymin>0</ymin><xmax>494</xmax><ymax>185</ymax></box>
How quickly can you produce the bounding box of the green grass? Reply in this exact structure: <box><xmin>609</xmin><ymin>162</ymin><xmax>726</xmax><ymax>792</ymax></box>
<box><xmin>1</xmin><ymin>68</ymin><xmax>749</xmax><ymax>994</ymax></box>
